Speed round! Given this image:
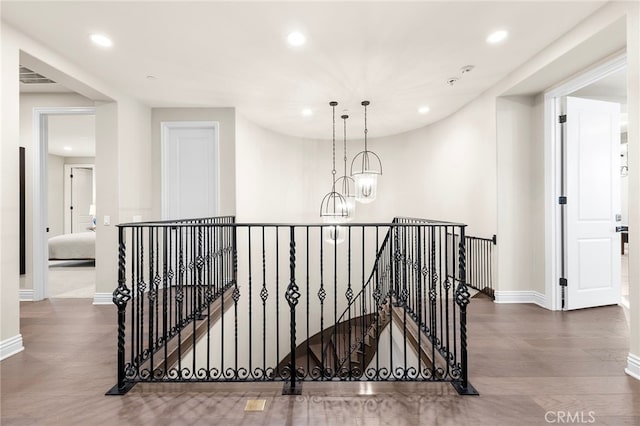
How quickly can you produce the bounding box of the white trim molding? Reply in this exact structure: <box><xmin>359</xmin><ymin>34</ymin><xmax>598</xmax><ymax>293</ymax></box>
<box><xmin>494</xmin><ymin>291</ymin><xmax>546</xmax><ymax>308</ymax></box>
<box><xmin>543</xmin><ymin>52</ymin><xmax>626</xmax><ymax>311</ymax></box>
<box><xmin>93</xmin><ymin>292</ymin><xmax>113</xmax><ymax>305</ymax></box>
<box><xmin>19</xmin><ymin>289</ymin><xmax>34</xmax><ymax>301</ymax></box>
<box><xmin>626</xmin><ymin>353</ymin><xmax>640</xmax><ymax>381</ymax></box>
<box><xmin>0</xmin><ymin>334</ymin><xmax>24</xmax><ymax>361</ymax></box>
<box><xmin>33</xmin><ymin>106</ymin><xmax>96</xmax><ymax>302</ymax></box>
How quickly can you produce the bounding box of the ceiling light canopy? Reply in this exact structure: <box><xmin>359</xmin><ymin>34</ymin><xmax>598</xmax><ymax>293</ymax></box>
<box><xmin>90</xmin><ymin>33</ymin><xmax>113</xmax><ymax>48</ymax></box>
<box><xmin>287</xmin><ymin>31</ymin><xmax>306</xmax><ymax>47</ymax></box>
<box><xmin>486</xmin><ymin>30</ymin><xmax>508</xmax><ymax>44</ymax></box>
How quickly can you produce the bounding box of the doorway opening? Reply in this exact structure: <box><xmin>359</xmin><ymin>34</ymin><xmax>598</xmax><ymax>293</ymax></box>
<box><xmin>544</xmin><ymin>54</ymin><xmax>627</xmax><ymax>311</ymax></box>
<box><xmin>45</xmin><ymin>113</ymin><xmax>96</xmax><ymax>299</ymax></box>
<box><xmin>32</xmin><ymin>106</ymin><xmax>96</xmax><ymax>300</ymax></box>
<box><xmin>33</xmin><ymin>106</ymin><xmax>95</xmax><ymax>300</ymax></box>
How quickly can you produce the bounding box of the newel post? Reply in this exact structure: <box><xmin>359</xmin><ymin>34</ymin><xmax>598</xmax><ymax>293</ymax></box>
<box><xmin>106</xmin><ymin>226</ymin><xmax>134</xmax><ymax>395</ymax></box>
<box><xmin>452</xmin><ymin>225</ymin><xmax>479</xmax><ymax>396</ymax></box>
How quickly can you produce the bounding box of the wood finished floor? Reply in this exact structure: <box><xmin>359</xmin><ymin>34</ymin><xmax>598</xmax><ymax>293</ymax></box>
<box><xmin>2</xmin><ymin>296</ymin><xmax>639</xmax><ymax>425</ymax></box>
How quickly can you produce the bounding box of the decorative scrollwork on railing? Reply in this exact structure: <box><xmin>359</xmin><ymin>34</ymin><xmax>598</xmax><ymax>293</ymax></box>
<box><xmin>110</xmin><ymin>219</ymin><xmax>475</xmax><ymax>395</ymax></box>
<box><xmin>112</xmin><ymin>285</ymin><xmax>131</xmax><ymax>308</ymax></box>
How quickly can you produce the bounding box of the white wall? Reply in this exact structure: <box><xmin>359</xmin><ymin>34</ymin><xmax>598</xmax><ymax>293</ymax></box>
<box><xmin>151</xmin><ymin>108</ymin><xmax>236</xmax><ymax>220</ymax></box>
<box><xmin>94</xmin><ymin>98</ymin><xmax>152</xmax><ymax>298</ymax></box>
<box><xmin>47</xmin><ymin>154</ymin><xmax>64</xmax><ymax>237</ymax></box>
<box><xmin>1</xmin><ymin>22</ymin><xmax>152</xmax><ymax>352</ymax></box>
<box><xmin>1</xmin><ymin>18</ymin><xmax>23</xmax><ymax>355</ymax></box>
<box><xmin>235</xmin><ymin>113</ymin><xmax>324</xmax><ymax>223</ymax></box>
<box><xmin>64</xmin><ymin>156</ymin><xmax>95</xmax><ymax>165</ymax></box>
<box><xmin>495</xmin><ymin>95</ymin><xmax>545</xmax><ymax>295</ymax></box>
<box><xmin>453</xmin><ymin>3</ymin><xmax>634</xmax><ymax>303</ymax></box>
<box><xmin>357</xmin><ymin>100</ymin><xmax>497</xmax><ymax>237</ymax></box>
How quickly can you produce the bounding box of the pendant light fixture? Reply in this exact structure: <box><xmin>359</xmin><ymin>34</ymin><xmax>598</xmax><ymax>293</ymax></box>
<box><xmin>351</xmin><ymin>101</ymin><xmax>382</xmax><ymax>204</ymax></box>
<box><xmin>334</xmin><ymin>114</ymin><xmax>356</xmax><ymax>221</ymax></box>
<box><xmin>320</xmin><ymin>101</ymin><xmax>347</xmax><ymax>244</ymax></box>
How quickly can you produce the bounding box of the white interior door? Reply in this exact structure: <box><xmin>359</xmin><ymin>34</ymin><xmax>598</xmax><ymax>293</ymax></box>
<box><xmin>162</xmin><ymin>122</ymin><xmax>218</xmax><ymax>220</ymax></box>
<box><xmin>565</xmin><ymin>96</ymin><xmax>621</xmax><ymax>310</ymax></box>
<box><xmin>67</xmin><ymin>167</ymin><xmax>94</xmax><ymax>233</ymax></box>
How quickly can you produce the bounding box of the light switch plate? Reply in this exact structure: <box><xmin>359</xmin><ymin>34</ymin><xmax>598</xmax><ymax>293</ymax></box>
<box><xmin>104</xmin><ymin>215</ymin><xmax>110</xmax><ymax>226</ymax></box>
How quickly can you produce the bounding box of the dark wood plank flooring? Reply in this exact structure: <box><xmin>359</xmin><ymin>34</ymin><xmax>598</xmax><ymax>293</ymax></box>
<box><xmin>2</xmin><ymin>296</ymin><xmax>639</xmax><ymax>425</ymax></box>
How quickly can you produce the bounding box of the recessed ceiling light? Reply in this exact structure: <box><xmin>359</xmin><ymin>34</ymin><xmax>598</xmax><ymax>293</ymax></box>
<box><xmin>486</xmin><ymin>30</ymin><xmax>508</xmax><ymax>44</ymax></box>
<box><xmin>90</xmin><ymin>33</ymin><xmax>113</xmax><ymax>48</ymax></box>
<box><xmin>63</xmin><ymin>146</ymin><xmax>72</xmax><ymax>151</ymax></box>
<box><xmin>287</xmin><ymin>32</ymin><xmax>306</xmax><ymax>47</ymax></box>
<box><xmin>418</xmin><ymin>106</ymin><xmax>430</xmax><ymax>114</ymax></box>
<box><xmin>146</xmin><ymin>75</ymin><xmax>157</xmax><ymax>80</ymax></box>
<box><xmin>301</xmin><ymin>108</ymin><xmax>313</xmax><ymax>117</ymax></box>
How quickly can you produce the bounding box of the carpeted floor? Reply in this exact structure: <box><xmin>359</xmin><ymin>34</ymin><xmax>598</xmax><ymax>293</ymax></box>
<box><xmin>48</xmin><ymin>260</ymin><xmax>95</xmax><ymax>298</ymax></box>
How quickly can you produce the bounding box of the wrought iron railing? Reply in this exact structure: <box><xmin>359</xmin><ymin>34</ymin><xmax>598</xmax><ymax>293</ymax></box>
<box><xmin>448</xmin><ymin>232</ymin><xmax>496</xmax><ymax>300</ymax></box>
<box><xmin>107</xmin><ymin>216</ymin><xmax>477</xmax><ymax>396</ymax></box>
<box><xmin>321</xmin><ymin>226</ymin><xmax>392</xmax><ymax>377</ymax></box>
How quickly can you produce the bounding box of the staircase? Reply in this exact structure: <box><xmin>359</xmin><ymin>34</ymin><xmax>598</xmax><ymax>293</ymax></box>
<box><xmin>275</xmin><ymin>301</ymin><xmax>392</xmax><ymax>378</ymax></box>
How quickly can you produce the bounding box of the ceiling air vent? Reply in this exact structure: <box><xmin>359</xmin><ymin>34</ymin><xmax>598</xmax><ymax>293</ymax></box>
<box><xmin>19</xmin><ymin>66</ymin><xmax>56</xmax><ymax>84</ymax></box>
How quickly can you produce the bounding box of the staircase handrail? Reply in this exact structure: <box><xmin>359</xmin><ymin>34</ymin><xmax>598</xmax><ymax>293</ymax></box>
<box><xmin>321</xmin><ymin>218</ymin><xmax>397</xmax><ymax>373</ymax></box>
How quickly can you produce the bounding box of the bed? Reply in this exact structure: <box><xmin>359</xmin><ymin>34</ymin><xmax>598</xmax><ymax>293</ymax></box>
<box><xmin>48</xmin><ymin>231</ymin><xmax>96</xmax><ymax>260</ymax></box>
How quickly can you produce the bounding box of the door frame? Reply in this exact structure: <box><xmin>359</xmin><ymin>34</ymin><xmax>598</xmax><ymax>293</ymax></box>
<box><xmin>33</xmin><ymin>106</ymin><xmax>95</xmax><ymax>301</ymax></box>
<box><xmin>160</xmin><ymin>121</ymin><xmax>220</xmax><ymax>220</ymax></box>
<box><xmin>63</xmin><ymin>164</ymin><xmax>95</xmax><ymax>234</ymax></box>
<box><xmin>543</xmin><ymin>53</ymin><xmax>626</xmax><ymax>311</ymax></box>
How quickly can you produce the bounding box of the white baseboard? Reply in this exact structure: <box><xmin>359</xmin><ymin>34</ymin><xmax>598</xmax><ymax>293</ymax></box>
<box><xmin>0</xmin><ymin>334</ymin><xmax>24</xmax><ymax>361</ymax></box>
<box><xmin>494</xmin><ymin>290</ymin><xmax>546</xmax><ymax>308</ymax></box>
<box><xmin>626</xmin><ymin>353</ymin><xmax>640</xmax><ymax>381</ymax></box>
<box><xmin>19</xmin><ymin>289</ymin><xmax>34</xmax><ymax>301</ymax></box>
<box><xmin>93</xmin><ymin>292</ymin><xmax>113</xmax><ymax>305</ymax></box>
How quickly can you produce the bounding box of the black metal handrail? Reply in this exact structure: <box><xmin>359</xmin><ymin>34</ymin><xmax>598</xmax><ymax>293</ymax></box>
<box><xmin>107</xmin><ymin>216</ymin><xmax>477</xmax><ymax>396</ymax></box>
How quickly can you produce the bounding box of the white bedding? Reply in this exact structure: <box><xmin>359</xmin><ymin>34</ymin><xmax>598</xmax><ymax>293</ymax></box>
<box><xmin>48</xmin><ymin>232</ymin><xmax>96</xmax><ymax>260</ymax></box>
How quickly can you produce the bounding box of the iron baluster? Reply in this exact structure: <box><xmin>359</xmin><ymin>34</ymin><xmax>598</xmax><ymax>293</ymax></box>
<box><xmin>283</xmin><ymin>227</ymin><xmax>301</xmax><ymax>394</ymax></box>
<box><xmin>106</xmin><ymin>226</ymin><xmax>133</xmax><ymax>395</ymax></box>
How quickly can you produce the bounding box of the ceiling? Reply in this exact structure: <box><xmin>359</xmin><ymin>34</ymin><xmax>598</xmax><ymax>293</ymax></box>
<box><xmin>48</xmin><ymin>114</ymin><xmax>95</xmax><ymax>157</ymax></box>
<box><xmin>3</xmin><ymin>1</ymin><xmax>607</xmax><ymax>139</ymax></box>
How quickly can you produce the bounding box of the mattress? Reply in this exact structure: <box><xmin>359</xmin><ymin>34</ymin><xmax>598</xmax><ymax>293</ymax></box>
<box><xmin>48</xmin><ymin>231</ymin><xmax>96</xmax><ymax>260</ymax></box>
